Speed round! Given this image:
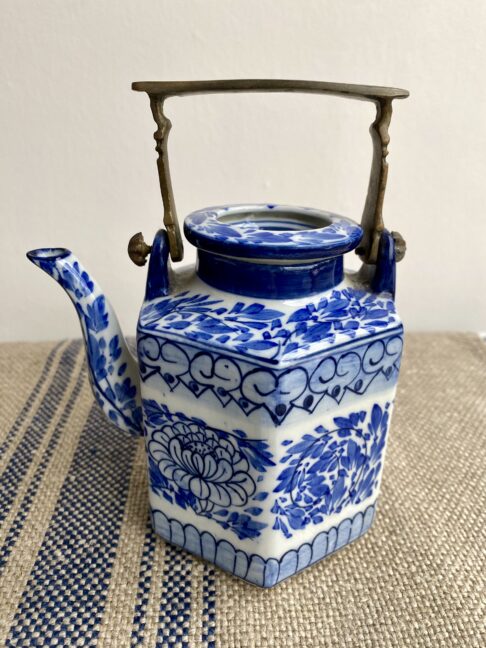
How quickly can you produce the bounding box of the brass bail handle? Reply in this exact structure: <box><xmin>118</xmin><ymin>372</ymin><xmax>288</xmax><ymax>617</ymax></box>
<box><xmin>129</xmin><ymin>79</ymin><xmax>409</xmax><ymax>266</ymax></box>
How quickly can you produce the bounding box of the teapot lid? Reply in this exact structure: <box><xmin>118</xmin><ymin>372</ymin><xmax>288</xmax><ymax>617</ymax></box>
<box><xmin>184</xmin><ymin>204</ymin><xmax>363</xmax><ymax>262</ymax></box>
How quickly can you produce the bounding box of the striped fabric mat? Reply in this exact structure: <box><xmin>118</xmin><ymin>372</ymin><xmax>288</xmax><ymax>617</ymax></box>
<box><xmin>0</xmin><ymin>334</ymin><xmax>485</xmax><ymax>647</ymax></box>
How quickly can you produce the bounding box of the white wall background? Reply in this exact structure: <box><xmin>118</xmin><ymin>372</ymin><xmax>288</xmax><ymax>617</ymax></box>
<box><xmin>2</xmin><ymin>0</ymin><xmax>486</xmax><ymax>341</ymax></box>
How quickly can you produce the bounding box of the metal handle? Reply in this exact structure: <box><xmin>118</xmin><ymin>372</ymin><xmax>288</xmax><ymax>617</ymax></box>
<box><xmin>131</xmin><ymin>79</ymin><xmax>409</xmax><ymax>265</ymax></box>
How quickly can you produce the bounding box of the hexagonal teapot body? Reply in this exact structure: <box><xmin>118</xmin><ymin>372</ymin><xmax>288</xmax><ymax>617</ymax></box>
<box><xmin>137</xmin><ymin>204</ymin><xmax>403</xmax><ymax>587</ymax></box>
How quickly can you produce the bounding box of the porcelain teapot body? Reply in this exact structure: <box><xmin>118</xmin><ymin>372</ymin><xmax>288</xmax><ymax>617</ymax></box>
<box><xmin>27</xmin><ymin>80</ymin><xmax>408</xmax><ymax>587</ymax></box>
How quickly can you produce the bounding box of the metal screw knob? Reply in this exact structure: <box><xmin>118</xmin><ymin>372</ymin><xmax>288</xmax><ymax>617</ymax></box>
<box><xmin>128</xmin><ymin>232</ymin><xmax>152</xmax><ymax>266</ymax></box>
<box><xmin>392</xmin><ymin>231</ymin><xmax>406</xmax><ymax>262</ymax></box>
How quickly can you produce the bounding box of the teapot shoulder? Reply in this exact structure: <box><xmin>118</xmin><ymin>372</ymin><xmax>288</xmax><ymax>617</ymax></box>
<box><xmin>137</xmin><ymin>269</ymin><xmax>402</xmax><ymax>366</ymax></box>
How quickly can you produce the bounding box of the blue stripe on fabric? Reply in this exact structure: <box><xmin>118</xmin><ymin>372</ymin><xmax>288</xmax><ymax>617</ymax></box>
<box><xmin>131</xmin><ymin>516</ymin><xmax>157</xmax><ymax>647</ymax></box>
<box><xmin>0</xmin><ymin>341</ymin><xmax>64</xmax><ymax>460</ymax></box>
<box><xmin>202</xmin><ymin>565</ymin><xmax>216</xmax><ymax>648</ymax></box>
<box><xmin>0</xmin><ymin>341</ymin><xmax>81</xmax><ymax>527</ymax></box>
<box><xmin>0</xmin><ymin>355</ymin><xmax>86</xmax><ymax>574</ymax></box>
<box><xmin>6</xmin><ymin>405</ymin><xmax>138</xmax><ymax>646</ymax></box>
<box><xmin>156</xmin><ymin>544</ymin><xmax>192</xmax><ymax>647</ymax></box>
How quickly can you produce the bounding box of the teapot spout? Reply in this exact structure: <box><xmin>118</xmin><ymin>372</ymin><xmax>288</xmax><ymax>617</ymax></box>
<box><xmin>27</xmin><ymin>248</ymin><xmax>142</xmax><ymax>436</ymax></box>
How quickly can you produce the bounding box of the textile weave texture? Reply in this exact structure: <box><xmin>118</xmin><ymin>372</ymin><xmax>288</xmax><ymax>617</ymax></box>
<box><xmin>0</xmin><ymin>334</ymin><xmax>484</xmax><ymax>647</ymax></box>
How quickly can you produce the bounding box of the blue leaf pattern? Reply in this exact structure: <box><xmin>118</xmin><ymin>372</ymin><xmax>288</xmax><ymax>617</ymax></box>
<box><xmin>185</xmin><ymin>206</ymin><xmax>362</xmax><ymax>253</ymax></box>
<box><xmin>272</xmin><ymin>402</ymin><xmax>390</xmax><ymax>538</ymax></box>
<box><xmin>109</xmin><ymin>335</ymin><xmax>122</xmax><ymax>361</ymax></box>
<box><xmin>29</xmin><ymin>251</ymin><xmax>142</xmax><ymax>436</ymax></box>
<box><xmin>59</xmin><ymin>261</ymin><xmax>94</xmax><ymax>299</ymax></box>
<box><xmin>140</xmin><ymin>287</ymin><xmax>398</xmax><ymax>361</ymax></box>
<box><xmin>86</xmin><ymin>295</ymin><xmax>109</xmax><ymax>333</ymax></box>
<box><xmin>87</xmin><ymin>333</ymin><xmax>107</xmax><ymax>381</ymax></box>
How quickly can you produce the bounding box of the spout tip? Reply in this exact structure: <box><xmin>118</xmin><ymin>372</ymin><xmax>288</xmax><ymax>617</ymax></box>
<box><xmin>26</xmin><ymin>248</ymin><xmax>71</xmax><ymax>263</ymax></box>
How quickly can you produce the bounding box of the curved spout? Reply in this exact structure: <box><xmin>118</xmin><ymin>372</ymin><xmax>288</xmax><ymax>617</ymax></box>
<box><xmin>27</xmin><ymin>247</ymin><xmax>142</xmax><ymax>436</ymax></box>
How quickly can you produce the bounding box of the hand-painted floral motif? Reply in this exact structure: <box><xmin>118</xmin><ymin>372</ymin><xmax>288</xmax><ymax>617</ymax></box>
<box><xmin>184</xmin><ymin>204</ymin><xmax>363</xmax><ymax>259</ymax></box>
<box><xmin>139</xmin><ymin>286</ymin><xmax>399</xmax><ymax>362</ymax></box>
<box><xmin>144</xmin><ymin>402</ymin><xmax>275</xmax><ymax>540</ymax></box>
<box><xmin>149</xmin><ymin>422</ymin><xmax>255</xmax><ymax>508</ymax></box>
<box><xmin>27</xmin><ymin>249</ymin><xmax>142</xmax><ymax>435</ymax></box>
<box><xmin>272</xmin><ymin>403</ymin><xmax>390</xmax><ymax>538</ymax></box>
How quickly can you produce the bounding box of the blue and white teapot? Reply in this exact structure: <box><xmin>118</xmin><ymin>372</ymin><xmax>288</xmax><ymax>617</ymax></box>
<box><xmin>27</xmin><ymin>80</ymin><xmax>408</xmax><ymax>587</ymax></box>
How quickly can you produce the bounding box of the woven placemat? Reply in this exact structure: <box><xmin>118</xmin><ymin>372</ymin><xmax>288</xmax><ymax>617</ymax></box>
<box><xmin>0</xmin><ymin>334</ymin><xmax>485</xmax><ymax>647</ymax></box>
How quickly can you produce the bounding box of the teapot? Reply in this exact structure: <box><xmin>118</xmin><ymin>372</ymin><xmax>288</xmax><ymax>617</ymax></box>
<box><xmin>27</xmin><ymin>80</ymin><xmax>408</xmax><ymax>587</ymax></box>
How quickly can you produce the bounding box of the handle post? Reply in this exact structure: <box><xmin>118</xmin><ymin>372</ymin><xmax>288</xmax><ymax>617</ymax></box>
<box><xmin>150</xmin><ymin>96</ymin><xmax>183</xmax><ymax>262</ymax></box>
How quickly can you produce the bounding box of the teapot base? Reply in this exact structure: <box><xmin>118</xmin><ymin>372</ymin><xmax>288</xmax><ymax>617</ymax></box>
<box><xmin>150</xmin><ymin>501</ymin><xmax>376</xmax><ymax>588</ymax></box>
